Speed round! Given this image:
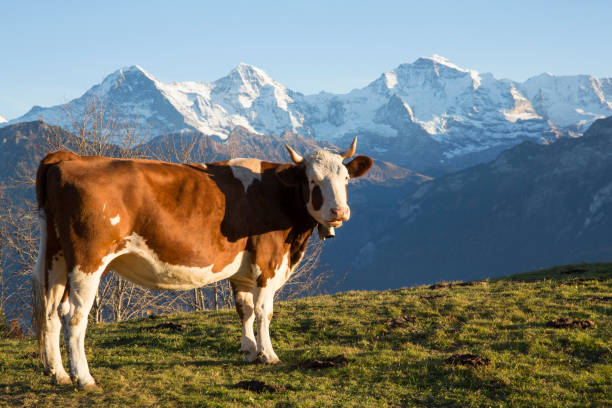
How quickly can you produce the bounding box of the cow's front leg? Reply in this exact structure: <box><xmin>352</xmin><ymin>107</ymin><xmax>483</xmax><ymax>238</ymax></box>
<box><xmin>253</xmin><ymin>284</ymin><xmax>280</xmax><ymax>364</ymax></box>
<box><xmin>230</xmin><ymin>282</ymin><xmax>257</xmax><ymax>362</ymax></box>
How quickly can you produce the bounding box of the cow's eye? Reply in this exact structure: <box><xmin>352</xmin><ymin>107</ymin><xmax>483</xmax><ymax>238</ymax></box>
<box><xmin>310</xmin><ymin>180</ymin><xmax>315</xmax><ymax>185</ymax></box>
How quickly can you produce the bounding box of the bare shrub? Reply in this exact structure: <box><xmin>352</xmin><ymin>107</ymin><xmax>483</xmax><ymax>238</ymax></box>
<box><xmin>276</xmin><ymin>238</ymin><xmax>328</xmax><ymax>301</ymax></box>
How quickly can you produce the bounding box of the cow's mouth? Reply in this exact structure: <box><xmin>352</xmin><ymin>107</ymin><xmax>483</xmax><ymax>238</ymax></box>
<box><xmin>328</xmin><ymin>220</ymin><xmax>343</xmax><ymax>228</ymax></box>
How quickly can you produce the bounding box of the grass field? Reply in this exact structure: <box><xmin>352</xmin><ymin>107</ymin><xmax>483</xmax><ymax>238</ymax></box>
<box><xmin>1</xmin><ymin>263</ymin><xmax>611</xmax><ymax>407</ymax></box>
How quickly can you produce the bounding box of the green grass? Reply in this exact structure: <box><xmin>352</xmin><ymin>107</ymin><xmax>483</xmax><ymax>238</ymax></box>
<box><xmin>1</xmin><ymin>264</ymin><xmax>611</xmax><ymax>407</ymax></box>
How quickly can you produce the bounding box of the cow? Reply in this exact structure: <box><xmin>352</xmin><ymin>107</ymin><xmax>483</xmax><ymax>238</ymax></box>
<box><xmin>31</xmin><ymin>137</ymin><xmax>372</xmax><ymax>390</ymax></box>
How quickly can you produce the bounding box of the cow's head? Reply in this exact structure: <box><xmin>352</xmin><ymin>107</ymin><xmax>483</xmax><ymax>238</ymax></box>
<box><xmin>276</xmin><ymin>137</ymin><xmax>373</xmax><ymax>228</ymax></box>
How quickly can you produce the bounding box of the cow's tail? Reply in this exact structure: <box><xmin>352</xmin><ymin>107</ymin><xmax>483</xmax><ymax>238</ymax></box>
<box><xmin>32</xmin><ymin>213</ymin><xmax>48</xmax><ymax>367</ymax></box>
<box><xmin>33</xmin><ymin>150</ymin><xmax>78</xmax><ymax>366</ymax></box>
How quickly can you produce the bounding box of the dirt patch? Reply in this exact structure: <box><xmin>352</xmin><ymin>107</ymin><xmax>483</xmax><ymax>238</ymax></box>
<box><xmin>384</xmin><ymin>315</ymin><xmax>415</xmax><ymax>328</ymax></box>
<box><xmin>546</xmin><ymin>318</ymin><xmax>595</xmax><ymax>329</ymax></box>
<box><xmin>446</xmin><ymin>353</ymin><xmax>490</xmax><ymax>368</ymax></box>
<box><xmin>297</xmin><ymin>354</ymin><xmax>349</xmax><ymax>369</ymax></box>
<box><xmin>233</xmin><ymin>380</ymin><xmax>291</xmax><ymax>393</ymax></box>
<box><xmin>147</xmin><ymin>322</ymin><xmax>186</xmax><ymax>332</ymax></box>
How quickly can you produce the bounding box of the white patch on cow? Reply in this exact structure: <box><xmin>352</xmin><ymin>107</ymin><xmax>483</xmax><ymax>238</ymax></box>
<box><xmin>102</xmin><ymin>203</ymin><xmax>106</xmax><ymax>212</ymax></box>
<box><xmin>229</xmin><ymin>158</ymin><xmax>262</xmax><ymax>192</ymax></box>
<box><xmin>304</xmin><ymin>150</ymin><xmax>350</xmax><ymax>225</ymax></box>
<box><xmin>109</xmin><ymin>214</ymin><xmax>120</xmax><ymax>226</ymax></box>
<box><xmin>107</xmin><ymin>233</ymin><xmax>251</xmax><ymax>290</ymax></box>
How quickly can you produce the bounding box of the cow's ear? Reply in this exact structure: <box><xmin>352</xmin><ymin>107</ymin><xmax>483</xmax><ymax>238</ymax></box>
<box><xmin>345</xmin><ymin>156</ymin><xmax>373</xmax><ymax>178</ymax></box>
<box><xmin>275</xmin><ymin>164</ymin><xmax>305</xmax><ymax>186</ymax></box>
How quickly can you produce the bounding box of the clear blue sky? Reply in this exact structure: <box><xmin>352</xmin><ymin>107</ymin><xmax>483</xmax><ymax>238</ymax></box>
<box><xmin>1</xmin><ymin>0</ymin><xmax>611</xmax><ymax>119</ymax></box>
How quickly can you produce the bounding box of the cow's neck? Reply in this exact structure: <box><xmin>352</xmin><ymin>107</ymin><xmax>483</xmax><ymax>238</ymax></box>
<box><xmin>282</xmin><ymin>182</ymin><xmax>318</xmax><ymax>268</ymax></box>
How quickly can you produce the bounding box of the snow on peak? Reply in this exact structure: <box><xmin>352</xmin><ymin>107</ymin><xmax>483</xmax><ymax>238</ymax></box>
<box><xmin>503</xmin><ymin>84</ymin><xmax>542</xmax><ymax>123</ymax></box>
<box><xmin>97</xmin><ymin>65</ymin><xmax>160</xmax><ymax>95</ymax></box>
<box><xmin>383</xmin><ymin>72</ymin><xmax>398</xmax><ymax>89</ymax></box>
<box><xmin>519</xmin><ymin>72</ymin><xmax>612</xmax><ymax>128</ymax></box>
<box><xmin>232</xmin><ymin>63</ymin><xmax>274</xmax><ymax>84</ymax></box>
<box><xmin>212</xmin><ymin>63</ymin><xmax>295</xmax><ymax>112</ymax></box>
<box><xmin>429</xmin><ymin>54</ymin><xmax>464</xmax><ymax>70</ymax></box>
<box><xmin>0</xmin><ymin>114</ymin><xmax>7</xmax><ymax>123</ymax></box>
<box><xmin>404</xmin><ymin>55</ymin><xmax>482</xmax><ymax>90</ymax></box>
<box><xmin>106</xmin><ymin>65</ymin><xmax>157</xmax><ymax>82</ymax></box>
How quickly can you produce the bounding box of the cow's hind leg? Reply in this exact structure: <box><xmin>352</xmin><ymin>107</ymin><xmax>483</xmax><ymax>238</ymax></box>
<box><xmin>62</xmin><ymin>265</ymin><xmax>105</xmax><ymax>390</ymax></box>
<box><xmin>230</xmin><ymin>282</ymin><xmax>257</xmax><ymax>362</ymax></box>
<box><xmin>32</xmin><ymin>213</ymin><xmax>71</xmax><ymax>385</ymax></box>
<box><xmin>44</xmin><ymin>259</ymin><xmax>71</xmax><ymax>385</ymax></box>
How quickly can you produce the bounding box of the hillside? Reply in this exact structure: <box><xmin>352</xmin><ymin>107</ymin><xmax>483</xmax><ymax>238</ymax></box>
<box><xmin>345</xmin><ymin>115</ymin><xmax>612</xmax><ymax>290</ymax></box>
<box><xmin>1</xmin><ymin>264</ymin><xmax>610</xmax><ymax>407</ymax></box>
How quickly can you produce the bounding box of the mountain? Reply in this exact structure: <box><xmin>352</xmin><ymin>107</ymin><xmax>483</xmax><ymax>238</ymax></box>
<box><xmin>5</xmin><ymin>64</ymin><xmax>305</xmax><ymax>143</ymax></box>
<box><xmin>340</xmin><ymin>116</ymin><xmax>612</xmax><ymax>290</ymax></box>
<box><xmin>4</xmin><ymin>57</ymin><xmax>612</xmax><ymax>172</ymax></box>
<box><xmin>0</xmin><ymin>121</ymin><xmax>73</xmax><ymax>189</ymax></box>
<box><xmin>0</xmin><ymin>114</ymin><xmax>7</xmax><ymax>123</ymax></box>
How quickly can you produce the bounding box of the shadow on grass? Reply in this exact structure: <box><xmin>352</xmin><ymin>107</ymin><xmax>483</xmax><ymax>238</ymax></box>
<box><xmin>94</xmin><ymin>324</ymin><xmax>238</xmax><ymax>354</ymax></box>
<box><xmin>95</xmin><ymin>358</ymin><xmax>243</xmax><ymax>370</ymax></box>
<box><xmin>399</xmin><ymin>356</ymin><xmax>512</xmax><ymax>407</ymax></box>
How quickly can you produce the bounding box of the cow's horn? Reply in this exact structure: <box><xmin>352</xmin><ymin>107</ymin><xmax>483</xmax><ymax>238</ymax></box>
<box><xmin>341</xmin><ymin>137</ymin><xmax>357</xmax><ymax>158</ymax></box>
<box><xmin>285</xmin><ymin>144</ymin><xmax>303</xmax><ymax>163</ymax></box>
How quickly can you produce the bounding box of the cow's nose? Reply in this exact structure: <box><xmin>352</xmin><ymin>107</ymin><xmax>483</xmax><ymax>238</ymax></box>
<box><xmin>330</xmin><ymin>206</ymin><xmax>350</xmax><ymax>221</ymax></box>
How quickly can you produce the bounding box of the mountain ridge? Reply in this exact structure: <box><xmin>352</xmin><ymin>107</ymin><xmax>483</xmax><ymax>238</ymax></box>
<box><xmin>4</xmin><ymin>57</ymin><xmax>612</xmax><ymax>171</ymax></box>
<box><xmin>339</xmin><ymin>115</ymin><xmax>612</xmax><ymax>290</ymax></box>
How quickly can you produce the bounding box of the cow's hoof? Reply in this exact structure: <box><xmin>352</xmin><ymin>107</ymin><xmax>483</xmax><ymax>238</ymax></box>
<box><xmin>80</xmin><ymin>382</ymin><xmax>103</xmax><ymax>392</ymax></box>
<box><xmin>243</xmin><ymin>351</ymin><xmax>258</xmax><ymax>363</ymax></box>
<box><xmin>51</xmin><ymin>373</ymin><xmax>72</xmax><ymax>385</ymax></box>
<box><xmin>256</xmin><ymin>352</ymin><xmax>281</xmax><ymax>364</ymax></box>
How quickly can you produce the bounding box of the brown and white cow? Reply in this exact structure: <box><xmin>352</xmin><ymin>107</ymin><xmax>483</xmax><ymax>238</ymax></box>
<box><xmin>32</xmin><ymin>138</ymin><xmax>372</xmax><ymax>390</ymax></box>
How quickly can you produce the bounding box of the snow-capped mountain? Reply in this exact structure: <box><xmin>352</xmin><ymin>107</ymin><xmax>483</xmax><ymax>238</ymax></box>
<box><xmin>0</xmin><ymin>114</ymin><xmax>7</xmax><ymax>124</ymax></box>
<box><xmin>5</xmin><ymin>56</ymin><xmax>612</xmax><ymax>171</ymax></box>
<box><xmin>518</xmin><ymin>73</ymin><xmax>612</xmax><ymax>134</ymax></box>
<box><xmin>7</xmin><ymin>64</ymin><xmax>307</xmax><ymax>141</ymax></box>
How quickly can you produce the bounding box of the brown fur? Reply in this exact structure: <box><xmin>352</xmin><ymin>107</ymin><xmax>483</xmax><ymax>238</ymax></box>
<box><xmin>38</xmin><ymin>152</ymin><xmax>317</xmax><ymax>279</ymax></box>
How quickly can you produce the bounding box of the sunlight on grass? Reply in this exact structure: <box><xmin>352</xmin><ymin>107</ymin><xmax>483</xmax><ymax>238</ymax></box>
<box><xmin>0</xmin><ymin>263</ymin><xmax>610</xmax><ymax>407</ymax></box>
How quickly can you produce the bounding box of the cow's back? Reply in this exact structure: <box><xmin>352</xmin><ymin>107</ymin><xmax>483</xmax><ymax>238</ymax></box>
<box><xmin>37</xmin><ymin>153</ymin><xmax>305</xmax><ymax>289</ymax></box>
